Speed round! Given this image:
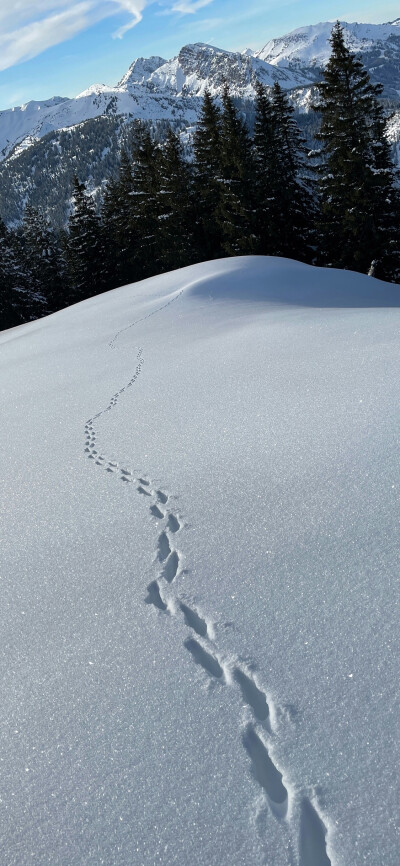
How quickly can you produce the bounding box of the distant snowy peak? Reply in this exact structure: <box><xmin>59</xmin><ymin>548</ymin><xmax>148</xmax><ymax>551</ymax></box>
<box><xmin>1</xmin><ymin>19</ymin><xmax>400</xmax><ymax>166</ymax></box>
<box><xmin>117</xmin><ymin>56</ymin><xmax>166</xmax><ymax>89</ymax></box>
<box><xmin>256</xmin><ymin>19</ymin><xmax>400</xmax><ymax>68</ymax></box>
<box><xmin>148</xmin><ymin>43</ymin><xmax>258</xmax><ymax>96</ymax></box>
<box><xmin>144</xmin><ymin>42</ymin><xmax>314</xmax><ymax>98</ymax></box>
<box><xmin>76</xmin><ymin>83</ymin><xmax>111</xmax><ymax>98</ymax></box>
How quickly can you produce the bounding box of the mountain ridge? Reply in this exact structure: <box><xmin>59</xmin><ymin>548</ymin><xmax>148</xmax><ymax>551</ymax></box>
<box><xmin>1</xmin><ymin>19</ymin><xmax>400</xmax><ymax>227</ymax></box>
<box><xmin>2</xmin><ymin>19</ymin><xmax>400</xmax><ymax>165</ymax></box>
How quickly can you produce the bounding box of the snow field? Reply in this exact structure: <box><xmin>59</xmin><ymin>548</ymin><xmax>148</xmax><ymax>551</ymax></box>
<box><xmin>0</xmin><ymin>256</ymin><xmax>399</xmax><ymax>865</ymax></box>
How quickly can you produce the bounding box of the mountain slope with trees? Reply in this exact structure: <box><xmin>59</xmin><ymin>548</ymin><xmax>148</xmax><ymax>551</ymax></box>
<box><xmin>1</xmin><ymin>25</ymin><xmax>399</xmax><ymax>330</ymax></box>
<box><xmin>0</xmin><ymin>20</ymin><xmax>400</xmax><ymax>229</ymax></box>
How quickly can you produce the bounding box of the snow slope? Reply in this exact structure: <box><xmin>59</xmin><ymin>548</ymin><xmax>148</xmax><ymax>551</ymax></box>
<box><xmin>0</xmin><ymin>44</ymin><xmax>312</xmax><ymax>163</ymax></box>
<box><xmin>256</xmin><ymin>19</ymin><xmax>400</xmax><ymax>67</ymax></box>
<box><xmin>0</xmin><ymin>257</ymin><xmax>399</xmax><ymax>866</ymax></box>
<box><xmin>2</xmin><ymin>18</ymin><xmax>400</xmax><ymax>184</ymax></box>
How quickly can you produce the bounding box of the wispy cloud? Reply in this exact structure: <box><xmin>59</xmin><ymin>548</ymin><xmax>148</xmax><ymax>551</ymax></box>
<box><xmin>0</xmin><ymin>2</ymin><xmax>99</xmax><ymax>72</ymax></box>
<box><xmin>112</xmin><ymin>0</ymin><xmax>147</xmax><ymax>38</ymax></box>
<box><xmin>170</xmin><ymin>0</ymin><xmax>213</xmax><ymax>14</ymax></box>
<box><xmin>0</xmin><ymin>0</ymin><xmax>217</xmax><ymax>70</ymax></box>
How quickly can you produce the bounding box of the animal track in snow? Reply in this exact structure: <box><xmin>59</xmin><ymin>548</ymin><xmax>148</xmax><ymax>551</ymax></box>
<box><xmin>179</xmin><ymin>602</ymin><xmax>208</xmax><ymax>638</ymax></box>
<box><xmin>157</xmin><ymin>531</ymin><xmax>171</xmax><ymax>562</ymax></box>
<box><xmin>108</xmin><ymin>290</ymin><xmax>183</xmax><ymax>349</ymax></box>
<box><xmin>167</xmin><ymin>514</ymin><xmax>180</xmax><ymax>533</ymax></box>
<box><xmin>137</xmin><ymin>485</ymin><xmax>151</xmax><ymax>496</ymax></box>
<box><xmin>299</xmin><ymin>797</ymin><xmax>331</xmax><ymax>866</ymax></box>
<box><xmin>150</xmin><ymin>504</ymin><xmax>164</xmax><ymax>520</ymax></box>
<box><xmin>242</xmin><ymin>725</ymin><xmax>288</xmax><ymax>820</ymax></box>
<box><xmin>184</xmin><ymin>638</ymin><xmax>223</xmax><ymax>680</ymax></box>
<box><xmin>83</xmin><ymin>322</ymin><xmax>335</xmax><ymax>865</ymax></box>
<box><xmin>161</xmin><ymin>550</ymin><xmax>179</xmax><ymax>583</ymax></box>
<box><xmin>233</xmin><ymin>668</ymin><xmax>271</xmax><ymax>727</ymax></box>
<box><xmin>145</xmin><ymin>580</ymin><xmax>167</xmax><ymax>612</ymax></box>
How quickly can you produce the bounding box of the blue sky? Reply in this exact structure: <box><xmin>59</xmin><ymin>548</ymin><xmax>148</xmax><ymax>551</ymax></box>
<box><xmin>0</xmin><ymin>0</ymin><xmax>399</xmax><ymax>110</ymax></box>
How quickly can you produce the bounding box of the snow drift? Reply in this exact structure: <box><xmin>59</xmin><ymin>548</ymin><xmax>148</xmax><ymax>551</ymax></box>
<box><xmin>0</xmin><ymin>257</ymin><xmax>398</xmax><ymax>866</ymax></box>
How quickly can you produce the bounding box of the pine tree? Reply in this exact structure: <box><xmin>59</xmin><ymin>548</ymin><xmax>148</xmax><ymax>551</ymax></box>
<box><xmin>193</xmin><ymin>89</ymin><xmax>223</xmax><ymax>260</ymax></box>
<box><xmin>0</xmin><ymin>218</ymin><xmax>47</xmax><ymax>328</ymax></box>
<box><xmin>216</xmin><ymin>85</ymin><xmax>255</xmax><ymax>256</ymax></box>
<box><xmin>101</xmin><ymin>150</ymin><xmax>136</xmax><ymax>289</ymax></box>
<box><xmin>156</xmin><ymin>129</ymin><xmax>196</xmax><ymax>272</ymax></box>
<box><xmin>65</xmin><ymin>176</ymin><xmax>105</xmax><ymax>301</ymax></box>
<box><xmin>252</xmin><ymin>81</ymin><xmax>315</xmax><ymax>262</ymax></box>
<box><xmin>314</xmin><ymin>21</ymin><xmax>400</xmax><ymax>279</ymax></box>
<box><xmin>368</xmin><ymin>99</ymin><xmax>400</xmax><ymax>282</ymax></box>
<box><xmin>129</xmin><ymin>128</ymin><xmax>161</xmax><ymax>279</ymax></box>
<box><xmin>101</xmin><ymin>175</ymin><xmax>123</xmax><ymax>289</ymax></box>
<box><xmin>252</xmin><ymin>81</ymin><xmax>278</xmax><ymax>255</ymax></box>
<box><xmin>115</xmin><ymin>148</ymin><xmax>136</xmax><ymax>284</ymax></box>
<box><xmin>0</xmin><ymin>219</ymin><xmax>18</xmax><ymax>329</ymax></box>
<box><xmin>22</xmin><ymin>205</ymin><xmax>65</xmax><ymax>312</ymax></box>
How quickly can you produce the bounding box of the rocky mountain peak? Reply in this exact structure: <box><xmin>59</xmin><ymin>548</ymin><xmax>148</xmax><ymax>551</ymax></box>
<box><xmin>117</xmin><ymin>55</ymin><xmax>166</xmax><ymax>89</ymax></box>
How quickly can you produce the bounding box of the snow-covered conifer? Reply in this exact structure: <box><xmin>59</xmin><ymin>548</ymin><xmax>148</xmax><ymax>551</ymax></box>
<box><xmin>314</xmin><ymin>21</ymin><xmax>400</xmax><ymax>280</ymax></box>
<box><xmin>65</xmin><ymin>177</ymin><xmax>105</xmax><ymax>301</ymax></box>
<box><xmin>156</xmin><ymin>129</ymin><xmax>196</xmax><ymax>272</ymax></box>
<box><xmin>216</xmin><ymin>85</ymin><xmax>255</xmax><ymax>256</ymax></box>
<box><xmin>22</xmin><ymin>205</ymin><xmax>65</xmax><ymax>312</ymax></box>
<box><xmin>193</xmin><ymin>89</ymin><xmax>223</xmax><ymax>260</ymax></box>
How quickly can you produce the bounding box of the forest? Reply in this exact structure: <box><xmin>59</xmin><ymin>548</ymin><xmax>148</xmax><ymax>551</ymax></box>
<box><xmin>1</xmin><ymin>24</ymin><xmax>399</xmax><ymax>331</ymax></box>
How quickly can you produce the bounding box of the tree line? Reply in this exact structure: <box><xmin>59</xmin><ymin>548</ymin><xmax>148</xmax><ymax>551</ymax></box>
<box><xmin>1</xmin><ymin>23</ymin><xmax>399</xmax><ymax>330</ymax></box>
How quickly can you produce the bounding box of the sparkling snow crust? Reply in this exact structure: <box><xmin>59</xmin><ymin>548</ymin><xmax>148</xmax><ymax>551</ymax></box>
<box><xmin>0</xmin><ymin>257</ymin><xmax>399</xmax><ymax>865</ymax></box>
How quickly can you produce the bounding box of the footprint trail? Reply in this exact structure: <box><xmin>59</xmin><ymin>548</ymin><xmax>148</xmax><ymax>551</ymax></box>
<box><xmin>83</xmin><ymin>306</ymin><xmax>335</xmax><ymax>866</ymax></box>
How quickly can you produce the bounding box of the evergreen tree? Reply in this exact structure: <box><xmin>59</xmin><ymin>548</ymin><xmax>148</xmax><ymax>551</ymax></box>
<box><xmin>252</xmin><ymin>81</ymin><xmax>281</xmax><ymax>256</ymax></box>
<box><xmin>129</xmin><ymin>129</ymin><xmax>161</xmax><ymax>280</ymax></box>
<box><xmin>0</xmin><ymin>219</ymin><xmax>47</xmax><ymax>328</ymax></box>
<box><xmin>193</xmin><ymin>89</ymin><xmax>223</xmax><ymax>260</ymax></box>
<box><xmin>22</xmin><ymin>205</ymin><xmax>65</xmax><ymax>312</ymax></box>
<box><xmin>0</xmin><ymin>219</ymin><xmax>18</xmax><ymax>329</ymax></box>
<box><xmin>368</xmin><ymin>99</ymin><xmax>400</xmax><ymax>282</ymax></box>
<box><xmin>65</xmin><ymin>176</ymin><xmax>105</xmax><ymax>301</ymax></box>
<box><xmin>156</xmin><ymin>129</ymin><xmax>196</xmax><ymax>272</ymax></box>
<box><xmin>314</xmin><ymin>21</ymin><xmax>400</xmax><ymax>279</ymax></box>
<box><xmin>101</xmin><ymin>150</ymin><xmax>136</xmax><ymax>289</ymax></box>
<box><xmin>101</xmin><ymin>174</ymin><xmax>123</xmax><ymax>289</ymax></box>
<box><xmin>216</xmin><ymin>86</ymin><xmax>255</xmax><ymax>256</ymax></box>
<box><xmin>114</xmin><ymin>147</ymin><xmax>137</xmax><ymax>284</ymax></box>
<box><xmin>269</xmin><ymin>82</ymin><xmax>316</xmax><ymax>262</ymax></box>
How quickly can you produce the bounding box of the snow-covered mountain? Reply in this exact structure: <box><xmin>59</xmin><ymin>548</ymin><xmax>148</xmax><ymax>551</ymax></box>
<box><xmin>1</xmin><ymin>255</ymin><xmax>399</xmax><ymax>865</ymax></box>
<box><xmin>257</xmin><ymin>19</ymin><xmax>400</xmax><ymax>99</ymax></box>
<box><xmin>1</xmin><ymin>18</ymin><xmax>400</xmax><ymax>227</ymax></box>
<box><xmin>0</xmin><ymin>44</ymin><xmax>315</xmax><ymax>164</ymax></box>
<box><xmin>2</xmin><ymin>20</ymin><xmax>400</xmax><ymax>165</ymax></box>
<box><xmin>257</xmin><ymin>19</ymin><xmax>400</xmax><ymax>67</ymax></box>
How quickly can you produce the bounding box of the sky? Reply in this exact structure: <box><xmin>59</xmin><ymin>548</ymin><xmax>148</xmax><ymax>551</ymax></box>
<box><xmin>0</xmin><ymin>0</ymin><xmax>399</xmax><ymax>110</ymax></box>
